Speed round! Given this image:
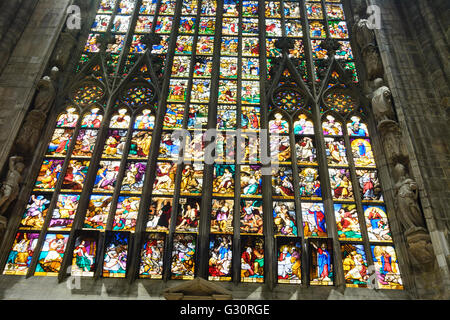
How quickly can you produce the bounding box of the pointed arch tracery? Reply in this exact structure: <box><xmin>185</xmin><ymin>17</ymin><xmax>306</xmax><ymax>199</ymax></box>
<box><xmin>1</xmin><ymin>0</ymin><xmax>404</xmax><ymax>291</ymax></box>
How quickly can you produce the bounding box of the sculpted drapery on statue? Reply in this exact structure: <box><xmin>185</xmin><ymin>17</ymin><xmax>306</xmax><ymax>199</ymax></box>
<box><xmin>393</xmin><ymin>163</ymin><xmax>426</xmax><ymax>232</ymax></box>
<box><xmin>0</xmin><ymin>156</ymin><xmax>25</xmax><ymax>216</ymax></box>
<box><xmin>15</xmin><ymin>67</ymin><xmax>59</xmax><ymax>155</ymax></box>
<box><xmin>371</xmin><ymin>79</ymin><xmax>396</xmax><ymax>123</ymax></box>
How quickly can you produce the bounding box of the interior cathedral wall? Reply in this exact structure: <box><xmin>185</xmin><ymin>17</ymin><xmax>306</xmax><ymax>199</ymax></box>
<box><xmin>0</xmin><ymin>0</ymin><xmax>447</xmax><ymax>299</ymax></box>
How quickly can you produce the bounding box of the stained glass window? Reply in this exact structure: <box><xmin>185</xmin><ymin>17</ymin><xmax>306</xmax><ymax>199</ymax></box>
<box><xmin>2</xmin><ymin>0</ymin><xmax>403</xmax><ymax>290</ymax></box>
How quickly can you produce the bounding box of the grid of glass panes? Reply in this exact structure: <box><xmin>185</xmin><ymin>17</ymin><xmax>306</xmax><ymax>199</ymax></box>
<box><xmin>265</xmin><ymin>1</ymin><xmax>308</xmax><ymax>82</ymax></box>
<box><xmin>305</xmin><ymin>0</ymin><xmax>357</xmax><ymax>83</ymax></box>
<box><xmin>157</xmin><ymin>0</ymin><xmax>207</xmax><ymax>281</ymax></box>
<box><xmin>2</xmin><ymin>103</ymin><xmax>106</xmax><ymax>276</ymax></box>
<box><xmin>323</xmin><ymin>112</ymin><xmax>403</xmax><ymax>289</ymax></box>
<box><xmin>2</xmin><ymin>0</ymin><xmax>404</xmax><ymax>290</ymax></box>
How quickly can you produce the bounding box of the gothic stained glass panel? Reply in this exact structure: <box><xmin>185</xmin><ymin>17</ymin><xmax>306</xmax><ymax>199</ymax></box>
<box><xmin>240</xmin><ymin>199</ymin><xmax>264</xmax><ymax>235</ymax></box>
<box><xmin>19</xmin><ymin>195</ymin><xmax>51</xmax><ymax>231</ymax></box>
<box><xmin>371</xmin><ymin>245</ymin><xmax>404</xmax><ymax>290</ymax></box>
<box><xmin>277</xmin><ymin>237</ymin><xmax>302</xmax><ymax>284</ymax></box>
<box><xmin>35</xmin><ymin>234</ymin><xmax>69</xmax><ymax>276</ymax></box>
<box><xmin>171</xmin><ymin>233</ymin><xmax>196</xmax><ymax>280</ymax></box>
<box><xmin>48</xmin><ymin>194</ymin><xmax>80</xmax><ymax>231</ymax></box>
<box><xmin>71</xmin><ymin>233</ymin><xmax>98</xmax><ymax>277</ymax></box>
<box><xmin>34</xmin><ymin>159</ymin><xmax>64</xmax><ymax>192</ymax></box>
<box><xmin>211</xmin><ymin>199</ymin><xmax>234</xmax><ymax>234</ymax></box>
<box><xmin>147</xmin><ymin>197</ymin><xmax>172</xmax><ymax>232</ymax></box>
<box><xmin>334</xmin><ymin>203</ymin><xmax>362</xmax><ymax>241</ymax></box>
<box><xmin>103</xmin><ymin>231</ymin><xmax>130</xmax><ymax>278</ymax></box>
<box><xmin>351</xmin><ymin>138</ymin><xmax>376</xmax><ymax>168</ymax></box>
<box><xmin>364</xmin><ymin>205</ymin><xmax>392</xmax><ymax>242</ymax></box>
<box><xmin>273</xmin><ymin>201</ymin><xmax>298</xmax><ymax>236</ymax></box>
<box><xmin>139</xmin><ymin>233</ymin><xmax>165</xmax><ymax>279</ymax></box>
<box><xmin>46</xmin><ymin>129</ymin><xmax>74</xmax><ymax>157</ymax></box>
<box><xmin>301</xmin><ymin>202</ymin><xmax>327</xmax><ymax>238</ymax></box>
<box><xmin>113</xmin><ymin>196</ymin><xmax>141</xmax><ymax>231</ymax></box>
<box><xmin>299</xmin><ymin>167</ymin><xmax>322</xmax><ymax>200</ymax></box>
<box><xmin>341</xmin><ymin>243</ymin><xmax>369</xmax><ymax>288</ymax></box>
<box><xmin>61</xmin><ymin>160</ymin><xmax>90</xmax><ymax>192</ymax></box>
<box><xmin>357</xmin><ymin>169</ymin><xmax>383</xmax><ymax>202</ymax></box>
<box><xmin>208</xmin><ymin>234</ymin><xmax>233</xmax><ymax>281</ymax></box>
<box><xmin>176</xmin><ymin>198</ymin><xmax>201</xmax><ymax>232</ymax></box>
<box><xmin>309</xmin><ymin>238</ymin><xmax>333</xmax><ymax>286</ymax></box>
<box><xmin>3</xmin><ymin>233</ymin><xmax>40</xmax><ymax>275</ymax></box>
<box><xmin>241</xmin><ymin>236</ymin><xmax>264</xmax><ymax>283</ymax></box>
<box><xmin>84</xmin><ymin>195</ymin><xmax>113</xmax><ymax>230</ymax></box>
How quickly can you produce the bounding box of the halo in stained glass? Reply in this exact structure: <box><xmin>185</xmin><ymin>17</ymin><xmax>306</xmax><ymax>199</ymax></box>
<box><xmin>323</xmin><ymin>87</ymin><xmax>359</xmax><ymax>114</ymax></box>
<box><xmin>272</xmin><ymin>86</ymin><xmax>307</xmax><ymax>113</ymax></box>
<box><xmin>120</xmin><ymin>83</ymin><xmax>156</xmax><ymax>107</ymax></box>
<box><xmin>71</xmin><ymin>80</ymin><xmax>106</xmax><ymax>107</ymax></box>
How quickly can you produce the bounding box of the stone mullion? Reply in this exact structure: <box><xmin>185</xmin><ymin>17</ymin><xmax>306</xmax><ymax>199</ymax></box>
<box><xmin>232</xmin><ymin>0</ymin><xmax>244</xmax><ymax>284</ymax></box>
<box><xmin>25</xmin><ymin>109</ymin><xmax>86</xmax><ymax>278</ymax></box>
<box><xmin>106</xmin><ymin>0</ymin><xmax>182</xmax><ymax>282</ymax></box>
<box><xmin>298</xmin><ymin>0</ymin><xmax>318</xmax><ymax>97</ymax></box>
<box><xmin>169</xmin><ymin>7</ymin><xmax>204</xmax><ymax>281</ymax></box>
<box><xmin>103</xmin><ymin>113</ymin><xmax>139</xmax><ymax>233</ymax></box>
<box><xmin>341</xmin><ymin>119</ymin><xmax>378</xmax><ymax>287</ymax></box>
<box><xmin>125</xmin><ymin>0</ymin><xmax>172</xmax><ymax>283</ymax></box>
<box><xmin>197</xmin><ymin>0</ymin><xmax>224</xmax><ymax>279</ymax></box>
<box><xmin>112</xmin><ymin>0</ymin><xmax>145</xmax><ymax>86</ymax></box>
<box><xmin>258</xmin><ymin>0</ymin><xmax>275</xmax><ymax>290</ymax></box>
<box><xmin>288</xmin><ymin>117</ymin><xmax>309</xmax><ymax>287</ymax></box>
<box><xmin>279</xmin><ymin>0</ymin><xmax>287</xmax><ymax>38</ymax></box>
<box><xmin>320</xmin><ymin>0</ymin><xmax>332</xmax><ymax>40</ymax></box>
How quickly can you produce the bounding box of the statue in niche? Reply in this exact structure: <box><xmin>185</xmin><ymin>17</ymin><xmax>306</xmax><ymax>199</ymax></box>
<box><xmin>393</xmin><ymin>163</ymin><xmax>426</xmax><ymax>232</ymax></box>
<box><xmin>378</xmin><ymin>121</ymin><xmax>409</xmax><ymax>165</ymax></box>
<box><xmin>372</xmin><ymin>78</ymin><xmax>396</xmax><ymax>124</ymax></box>
<box><xmin>52</xmin><ymin>31</ymin><xmax>77</xmax><ymax>70</ymax></box>
<box><xmin>34</xmin><ymin>67</ymin><xmax>59</xmax><ymax>114</ymax></box>
<box><xmin>0</xmin><ymin>156</ymin><xmax>25</xmax><ymax>215</ymax></box>
<box><xmin>15</xmin><ymin>68</ymin><xmax>59</xmax><ymax>155</ymax></box>
<box><xmin>353</xmin><ymin>18</ymin><xmax>376</xmax><ymax>50</ymax></box>
<box><xmin>362</xmin><ymin>45</ymin><xmax>384</xmax><ymax>80</ymax></box>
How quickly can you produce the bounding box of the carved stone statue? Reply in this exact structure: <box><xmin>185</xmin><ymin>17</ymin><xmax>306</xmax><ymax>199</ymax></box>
<box><xmin>362</xmin><ymin>45</ymin><xmax>384</xmax><ymax>80</ymax></box>
<box><xmin>394</xmin><ymin>163</ymin><xmax>426</xmax><ymax>232</ymax></box>
<box><xmin>372</xmin><ymin>79</ymin><xmax>396</xmax><ymax>124</ymax></box>
<box><xmin>0</xmin><ymin>156</ymin><xmax>25</xmax><ymax>215</ymax></box>
<box><xmin>52</xmin><ymin>31</ymin><xmax>77</xmax><ymax>70</ymax></box>
<box><xmin>377</xmin><ymin>121</ymin><xmax>409</xmax><ymax>165</ymax></box>
<box><xmin>34</xmin><ymin>68</ymin><xmax>58</xmax><ymax>114</ymax></box>
<box><xmin>15</xmin><ymin>110</ymin><xmax>47</xmax><ymax>155</ymax></box>
<box><xmin>15</xmin><ymin>68</ymin><xmax>58</xmax><ymax>155</ymax></box>
<box><xmin>353</xmin><ymin>19</ymin><xmax>376</xmax><ymax>50</ymax></box>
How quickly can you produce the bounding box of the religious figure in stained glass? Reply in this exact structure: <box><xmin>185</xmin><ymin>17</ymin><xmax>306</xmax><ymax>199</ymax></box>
<box><xmin>1</xmin><ymin>0</ymin><xmax>406</xmax><ymax>291</ymax></box>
